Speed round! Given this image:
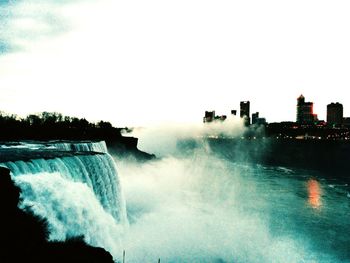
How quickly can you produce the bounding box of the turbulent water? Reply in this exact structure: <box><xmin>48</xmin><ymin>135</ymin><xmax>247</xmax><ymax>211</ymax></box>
<box><xmin>47</xmin><ymin>141</ymin><xmax>109</xmax><ymax>153</ymax></box>
<box><xmin>1</xmin><ymin>139</ymin><xmax>350</xmax><ymax>262</ymax></box>
<box><xmin>117</xmin><ymin>142</ymin><xmax>350</xmax><ymax>263</ymax></box>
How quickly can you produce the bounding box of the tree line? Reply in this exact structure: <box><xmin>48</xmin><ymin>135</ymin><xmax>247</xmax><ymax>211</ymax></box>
<box><xmin>0</xmin><ymin>111</ymin><xmax>125</xmax><ymax>141</ymax></box>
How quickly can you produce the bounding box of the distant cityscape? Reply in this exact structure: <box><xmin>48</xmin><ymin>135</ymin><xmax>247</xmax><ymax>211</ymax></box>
<box><xmin>204</xmin><ymin>100</ymin><xmax>267</xmax><ymax>126</ymax></box>
<box><xmin>203</xmin><ymin>95</ymin><xmax>350</xmax><ymax>140</ymax></box>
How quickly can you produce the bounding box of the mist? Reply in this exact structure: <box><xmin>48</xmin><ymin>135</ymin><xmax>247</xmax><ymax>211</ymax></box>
<box><xmin>15</xmin><ymin>154</ymin><xmax>327</xmax><ymax>262</ymax></box>
<box><xmin>7</xmin><ymin>122</ymin><xmax>342</xmax><ymax>262</ymax></box>
<box><xmin>131</xmin><ymin>118</ymin><xmax>245</xmax><ymax>157</ymax></box>
<box><xmin>112</xmin><ymin>122</ymin><xmax>335</xmax><ymax>262</ymax></box>
<box><xmin>116</xmin><ymin>151</ymin><xmax>333</xmax><ymax>262</ymax></box>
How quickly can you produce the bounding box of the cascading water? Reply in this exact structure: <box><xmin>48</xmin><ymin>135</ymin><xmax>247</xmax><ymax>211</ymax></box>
<box><xmin>2</xmin><ymin>153</ymin><xmax>126</xmax><ymax>224</ymax></box>
<box><xmin>1</xmin><ymin>137</ymin><xmax>349</xmax><ymax>262</ymax></box>
<box><xmin>14</xmin><ymin>171</ymin><xmax>125</xmax><ymax>253</ymax></box>
<box><xmin>47</xmin><ymin>141</ymin><xmax>108</xmax><ymax>153</ymax></box>
<box><xmin>0</xmin><ymin>140</ymin><xmax>127</xmax><ymax>253</ymax></box>
<box><xmin>0</xmin><ymin>141</ymin><xmax>108</xmax><ymax>153</ymax></box>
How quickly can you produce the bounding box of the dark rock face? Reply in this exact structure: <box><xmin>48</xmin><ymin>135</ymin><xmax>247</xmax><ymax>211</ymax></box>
<box><xmin>0</xmin><ymin>167</ymin><xmax>114</xmax><ymax>263</ymax></box>
<box><xmin>107</xmin><ymin>137</ymin><xmax>156</xmax><ymax>161</ymax></box>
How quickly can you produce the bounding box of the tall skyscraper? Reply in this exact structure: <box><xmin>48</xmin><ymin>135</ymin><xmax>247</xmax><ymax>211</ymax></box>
<box><xmin>240</xmin><ymin>101</ymin><xmax>250</xmax><ymax>126</ymax></box>
<box><xmin>252</xmin><ymin>112</ymin><xmax>259</xmax><ymax>125</ymax></box>
<box><xmin>327</xmin><ymin>103</ymin><xmax>343</xmax><ymax>127</ymax></box>
<box><xmin>296</xmin><ymin>95</ymin><xmax>316</xmax><ymax>124</ymax></box>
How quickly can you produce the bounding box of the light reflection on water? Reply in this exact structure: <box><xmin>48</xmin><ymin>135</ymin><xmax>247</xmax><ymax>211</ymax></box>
<box><xmin>246</xmin><ymin>164</ymin><xmax>350</xmax><ymax>259</ymax></box>
<box><xmin>307</xmin><ymin>179</ymin><xmax>322</xmax><ymax>209</ymax></box>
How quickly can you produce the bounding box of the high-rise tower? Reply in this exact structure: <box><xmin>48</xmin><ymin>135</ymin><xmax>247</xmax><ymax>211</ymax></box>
<box><xmin>240</xmin><ymin>101</ymin><xmax>250</xmax><ymax>126</ymax></box>
<box><xmin>327</xmin><ymin>103</ymin><xmax>343</xmax><ymax>127</ymax></box>
<box><xmin>296</xmin><ymin>95</ymin><xmax>316</xmax><ymax>124</ymax></box>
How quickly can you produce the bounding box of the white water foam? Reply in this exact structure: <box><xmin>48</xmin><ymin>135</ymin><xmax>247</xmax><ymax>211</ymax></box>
<box><xmin>2</xmin><ymin>153</ymin><xmax>126</xmax><ymax>224</ymax></box>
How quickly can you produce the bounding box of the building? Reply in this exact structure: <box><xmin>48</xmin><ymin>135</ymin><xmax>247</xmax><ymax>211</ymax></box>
<box><xmin>343</xmin><ymin>117</ymin><xmax>350</xmax><ymax>128</ymax></box>
<box><xmin>252</xmin><ymin>112</ymin><xmax>267</xmax><ymax>125</ymax></box>
<box><xmin>203</xmin><ymin>111</ymin><xmax>215</xmax><ymax>123</ymax></box>
<box><xmin>240</xmin><ymin>101</ymin><xmax>250</xmax><ymax>126</ymax></box>
<box><xmin>203</xmin><ymin>111</ymin><xmax>227</xmax><ymax>123</ymax></box>
<box><xmin>216</xmin><ymin>115</ymin><xmax>227</xmax><ymax>121</ymax></box>
<box><xmin>252</xmin><ymin>112</ymin><xmax>259</xmax><ymax>125</ymax></box>
<box><xmin>256</xmin><ymin>118</ymin><xmax>267</xmax><ymax>125</ymax></box>
<box><xmin>296</xmin><ymin>95</ymin><xmax>317</xmax><ymax>124</ymax></box>
<box><xmin>327</xmin><ymin>102</ymin><xmax>343</xmax><ymax>127</ymax></box>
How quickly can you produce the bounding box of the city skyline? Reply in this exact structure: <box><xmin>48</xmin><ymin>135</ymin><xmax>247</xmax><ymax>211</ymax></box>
<box><xmin>1</xmin><ymin>0</ymin><xmax>350</xmax><ymax>126</ymax></box>
<box><xmin>204</xmin><ymin>94</ymin><xmax>348</xmax><ymax>125</ymax></box>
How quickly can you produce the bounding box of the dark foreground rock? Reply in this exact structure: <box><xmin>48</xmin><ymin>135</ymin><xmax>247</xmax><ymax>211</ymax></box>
<box><xmin>0</xmin><ymin>167</ymin><xmax>114</xmax><ymax>263</ymax></box>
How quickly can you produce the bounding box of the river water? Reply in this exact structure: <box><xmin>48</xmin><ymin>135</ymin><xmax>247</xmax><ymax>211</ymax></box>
<box><xmin>3</xmin><ymin>139</ymin><xmax>349</xmax><ymax>262</ymax></box>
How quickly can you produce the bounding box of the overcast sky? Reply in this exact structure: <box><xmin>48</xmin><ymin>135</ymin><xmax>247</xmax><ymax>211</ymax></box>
<box><xmin>1</xmin><ymin>0</ymin><xmax>350</xmax><ymax>126</ymax></box>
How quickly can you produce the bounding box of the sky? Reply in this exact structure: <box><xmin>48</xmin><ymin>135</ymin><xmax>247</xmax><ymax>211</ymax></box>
<box><xmin>1</xmin><ymin>0</ymin><xmax>350</xmax><ymax>127</ymax></box>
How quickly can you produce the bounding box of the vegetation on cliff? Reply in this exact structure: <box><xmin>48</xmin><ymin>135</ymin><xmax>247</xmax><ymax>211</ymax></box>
<box><xmin>0</xmin><ymin>111</ymin><xmax>155</xmax><ymax>160</ymax></box>
<box><xmin>0</xmin><ymin>111</ymin><xmax>123</xmax><ymax>141</ymax></box>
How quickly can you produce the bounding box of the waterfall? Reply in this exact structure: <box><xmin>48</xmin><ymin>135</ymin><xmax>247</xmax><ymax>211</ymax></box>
<box><xmin>14</xmin><ymin>172</ymin><xmax>124</xmax><ymax>252</ymax></box>
<box><xmin>47</xmin><ymin>141</ymin><xmax>108</xmax><ymax>153</ymax></box>
<box><xmin>1</xmin><ymin>151</ymin><xmax>126</xmax><ymax>225</ymax></box>
<box><xmin>0</xmin><ymin>141</ymin><xmax>108</xmax><ymax>153</ymax></box>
